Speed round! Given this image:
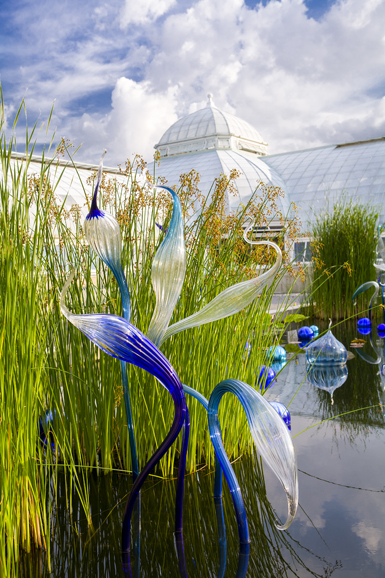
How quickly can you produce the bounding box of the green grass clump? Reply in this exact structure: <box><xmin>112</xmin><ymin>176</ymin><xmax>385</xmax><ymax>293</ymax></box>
<box><xmin>0</xmin><ymin>96</ymin><xmax>301</xmax><ymax>569</ymax></box>
<box><xmin>0</xmin><ymin>109</ymin><xmax>53</xmax><ymax>573</ymax></box>
<box><xmin>309</xmin><ymin>196</ymin><xmax>379</xmax><ymax>320</ymax></box>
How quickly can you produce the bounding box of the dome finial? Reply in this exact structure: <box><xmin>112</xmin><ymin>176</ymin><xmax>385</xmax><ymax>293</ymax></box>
<box><xmin>207</xmin><ymin>93</ymin><xmax>214</xmax><ymax>107</ymax></box>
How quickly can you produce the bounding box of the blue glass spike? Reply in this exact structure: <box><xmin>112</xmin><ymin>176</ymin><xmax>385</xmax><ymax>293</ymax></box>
<box><xmin>147</xmin><ymin>186</ymin><xmax>186</xmax><ymax>347</ymax></box>
<box><xmin>89</xmin><ymin>149</ymin><xmax>106</xmax><ymax>213</ymax></box>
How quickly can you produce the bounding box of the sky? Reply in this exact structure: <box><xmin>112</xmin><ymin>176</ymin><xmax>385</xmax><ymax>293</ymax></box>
<box><xmin>1</xmin><ymin>0</ymin><xmax>385</xmax><ymax>166</ymax></box>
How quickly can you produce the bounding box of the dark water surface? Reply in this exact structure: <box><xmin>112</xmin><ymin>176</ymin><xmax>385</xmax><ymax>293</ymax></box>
<box><xmin>22</xmin><ymin>322</ymin><xmax>385</xmax><ymax>577</ymax></box>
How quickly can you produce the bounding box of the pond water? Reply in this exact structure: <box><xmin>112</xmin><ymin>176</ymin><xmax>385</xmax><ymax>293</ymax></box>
<box><xmin>22</xmin><ymin>321</ymin><xmax>385</xmax><ymax>577</ymax></box>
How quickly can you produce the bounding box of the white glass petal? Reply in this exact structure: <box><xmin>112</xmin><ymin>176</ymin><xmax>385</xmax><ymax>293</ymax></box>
<box><xmin>208</xmin><ymin>378</ymin><xmax>298</xmax><ymax>531</ymax></box>
<box><xmin>147</xmin><ymin>187</ymin><xmax>186</xmax><ymax>347</ymax></box>
<box><xmin>160</xmin><ymin>240</ymin><xmax>281</xmax><ymax>346</ymax></box>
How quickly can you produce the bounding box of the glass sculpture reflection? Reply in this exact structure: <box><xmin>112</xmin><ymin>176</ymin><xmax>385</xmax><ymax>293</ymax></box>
<box><xmin>59</xmin><ymin>153</ymin><xmax>299</xmax><ymax>577</ymax></box>
<box><xmin>307</xmin><ymin>363</ymin><xmax>348</xmax><ymax>404</ymax></box>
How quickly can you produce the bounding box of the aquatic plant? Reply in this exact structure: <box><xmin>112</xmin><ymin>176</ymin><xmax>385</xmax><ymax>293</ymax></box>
<box><xmin>0</xmin><ymin>94</ymin><xmax>301</xmax><ymax>573</ymax></box>
<box><xmin>310</xmin><ymin>196</ymin><xmax>378</xmax><ymax>320</ymax></box>
<box><xmin>60</xmin><ymin>156</ymin><xmax>298</xmax><ymax>573</ymax></box>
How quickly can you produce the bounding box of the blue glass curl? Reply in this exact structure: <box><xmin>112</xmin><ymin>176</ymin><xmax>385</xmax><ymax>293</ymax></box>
<box><xmin>208</xmin><ymin>378</ymin><xmax>298</xmax><ymax>545</ymax></box>
<box><xmin>352</xmin><ymin>281</ymin><xmax>379</xmax><ymax>324</ymax></box>
<box><xmin>60</xmin><ymin>275</ymin><xmax>188</xmax><ymax>571</ymax></box>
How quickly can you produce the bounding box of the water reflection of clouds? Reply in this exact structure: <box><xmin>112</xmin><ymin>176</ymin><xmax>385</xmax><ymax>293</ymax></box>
<box><xmin>267</xmin><ymin>409</ymin><xmax>385</xmax><ymax>575</ymax></box>
<box><xmin>352</xmin><ymin>521</ymin><xmax>382</xmax><ymax>557</ymax></box>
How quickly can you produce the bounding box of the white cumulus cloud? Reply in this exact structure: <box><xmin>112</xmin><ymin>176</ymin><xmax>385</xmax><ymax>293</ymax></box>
<box><xmin>120</xmin><ymin>0</ymin><xmax>177</xmax><ymax>26</ymax></box>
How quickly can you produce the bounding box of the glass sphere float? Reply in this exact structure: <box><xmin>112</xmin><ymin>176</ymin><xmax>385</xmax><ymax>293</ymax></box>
<box><xmin>310</xmin><ymin>325</ymin><xmax>319</xmax><ymax>337</ymax></box>
<box><xmin>256</xmin><ymin>365</ymin><xmax>276</xmax><ymax>392</ymax></box>
<box><xmin>269</xmin><ymin>401</ymin><xmax>291</xmax><ymax>431</ymax></box>
<box><xmin>298</xmin><ymin>326</ymin><xmax>314</xmax><ymax>342</ymax></box>
<box><xmin>306</xmin><ymin>321</ymin><xmax>348</xmax><ymax>366</ymax></box>
<box><xmin>266</xmin><ymin>345</ymin><xmax>287</xmax><ymax>362</ymax></box>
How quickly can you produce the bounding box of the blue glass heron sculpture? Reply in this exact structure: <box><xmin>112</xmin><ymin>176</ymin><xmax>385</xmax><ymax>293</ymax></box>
<box><xmin>60</xmin><ymin>153</ymin><xmax>298</xmax><ymax>576</ymax></box>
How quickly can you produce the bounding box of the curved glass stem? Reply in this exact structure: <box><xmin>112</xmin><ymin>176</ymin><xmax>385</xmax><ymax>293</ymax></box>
<box><xmin>182</xmin><ymin>383</ymin><xmax>223</xmax><ymax>497</ymax></box>
<box><xmin>208</xmin><ymin>379</ymin><xmax>298</xmax><ymax>547</ymax></box>
<box><xmin>352</xmin><ymin>281</ymin><xmax>379</xmax><ymax>323</ymax></box>
<box><xmin>121</xmin><ymin>394</ymin><xmax>187</xmax><ymax>574</ymax></box>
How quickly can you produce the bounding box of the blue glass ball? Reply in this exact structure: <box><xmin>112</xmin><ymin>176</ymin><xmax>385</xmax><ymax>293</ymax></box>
<box><xmin>310</xmin><ymin>325</ymin><xmax>319</xmax><ymax>336</ymax></box>
<box><xmin>298</xmin><ymin>326</ymin><xmax>314</xmax><ymax>342</ymax></box>
<box><xmin>269</xmin><ymin>401</ymin><xmax>291</xmax><ymax>431</ymax></box>
<box><xmin>357</xmin><ymin>317</ymin><xmax>371</xmax><ymax>328</ymax></box>
<box><xmin>377</xmin><ymin>324</ymin><xmax>385</xmax><ymax>337</ymax></box>
<box><xmin>357</xmin><ymin>325</ymin><xmax>372</xmax><ymax>336</ymax></box>
<box><xmin>257</xmin><ymin>365</ymin><xmax>276</xmax><ymax>391</ymax></box>
<box><xmin>266</xmin><ymin>345</ymin><xmax>287</xmax><ymax>362</ymax></box>
<box><xmin>39</xmin><ymin>409</ymin><xmax>56</xmax><ymax>451</ymax></box>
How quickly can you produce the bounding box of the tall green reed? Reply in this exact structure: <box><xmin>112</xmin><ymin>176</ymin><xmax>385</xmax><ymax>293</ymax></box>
<box><xmin>44</xmin><ymin>158</ymin><xmax>301</xmax><ymax>478</ymax></box>
<box><xmin>0</xmin><ymin>95</ymin><xmax>301</xmax><ymax>567</ymax></box>
<box><xmin>0</xmin><ymin>106</ymin><xmax>54</xmax><ymax>574</ymax></box>
<box><xmin>309</xmin><ymin>196</ymin><xmax>379</xmax><ymax>320</ymax></box>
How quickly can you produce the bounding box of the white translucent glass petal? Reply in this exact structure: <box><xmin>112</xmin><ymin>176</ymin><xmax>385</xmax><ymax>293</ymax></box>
<box><xmin>84</xmin><ymin>210</ymin><xmax>123</xmax><ymax>271</ymax></box>
<box><xmin>209</xmin><ymin>378</ymin><xmax>298</xmax><ymax>531</ymax></box>
<box><xmin>147</xmin><ymin>187</ymin><xmax>186</xmax><ymax>347</ymax></box>
<box><xmin>160</xmin><ymin>240</ymin><xmax>281</xmax><ymax>346</ymax></box>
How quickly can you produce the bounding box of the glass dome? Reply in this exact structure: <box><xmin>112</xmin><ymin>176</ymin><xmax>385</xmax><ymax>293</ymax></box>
<box><xmin>306</xmin><ymin>329</ymin><xmax>347</xmax><ymax>366</ymax></box>
<box><xmin>306</xmin><ymin>363</ymin><xmax>348</xmax><ymax>404</ymax></box>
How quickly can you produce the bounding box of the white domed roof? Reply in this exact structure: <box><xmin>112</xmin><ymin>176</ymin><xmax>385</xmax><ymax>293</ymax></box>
<box><xmin>155</xmin><ymin>95</ymin><xmax>268</xmax><ymax>157</ymax></box>
<box><xmin>154</xmin><ymin>148</ymin><xmax>290</xmax><ymax>217</ymax></box>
